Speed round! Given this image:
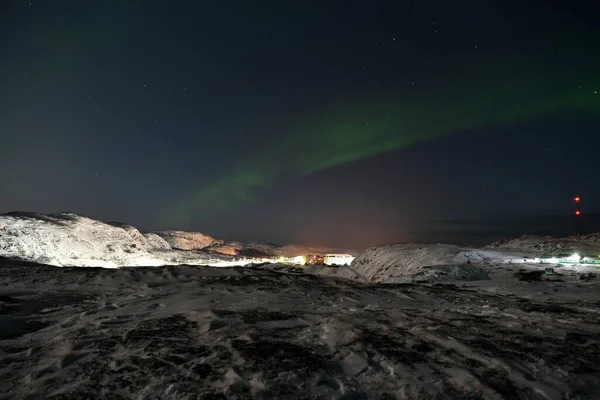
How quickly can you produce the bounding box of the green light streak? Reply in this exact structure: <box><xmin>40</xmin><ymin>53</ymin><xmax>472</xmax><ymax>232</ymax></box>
<box><xmin>163</xmin><ymin>55</ymin><xmax>600</xmax><ymax>225</ymax></box>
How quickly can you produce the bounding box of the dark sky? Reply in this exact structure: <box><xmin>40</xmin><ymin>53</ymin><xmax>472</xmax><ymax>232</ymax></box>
<box><xmin>1</xmin><ymin>0</ymin><xmax>599</xmax><ymax>249</ymax></box>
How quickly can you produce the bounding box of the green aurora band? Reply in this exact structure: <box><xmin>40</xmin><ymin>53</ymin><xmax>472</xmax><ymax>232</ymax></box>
<box><xmin>164</xmin><ymin>56</ymin><xmax>599</xmax><ymax>225</ymax></box>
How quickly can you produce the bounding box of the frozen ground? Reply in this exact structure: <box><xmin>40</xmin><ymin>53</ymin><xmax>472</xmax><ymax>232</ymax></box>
<box><xmin>1</xmin><ymin>257</ymin><xmax>600</xmax><ymax>399</ymax></box>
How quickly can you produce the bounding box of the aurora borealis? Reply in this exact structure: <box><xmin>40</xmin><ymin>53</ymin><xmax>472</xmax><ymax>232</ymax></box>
<box><xmin>169</xmin><ymin>57</ymin><xmax>599</xmax><ymax>224</ymax></box>
<box><xmin>1</xmin><ymin>0</ymin><xmax>599</xmax><ymax>248</ymax></box>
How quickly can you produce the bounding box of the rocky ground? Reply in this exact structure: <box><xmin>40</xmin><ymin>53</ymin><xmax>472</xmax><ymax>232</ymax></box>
<box><xmin>1</xmin><ymin>258</ymin><xmax>599</xmax><ymax>399</ymax></box>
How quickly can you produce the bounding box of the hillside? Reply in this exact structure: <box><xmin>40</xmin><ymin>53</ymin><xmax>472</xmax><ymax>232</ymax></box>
<box><xmin>0</xmin><ymin>212</ymin><xmax>176</xmax><ymax>267</ymax></box>
<box><xmin>486</xmin><ymin>233</ymin><xmax>600</xmax><ymax>256</ymax></box>
<box><xmin>350</xmin><ymin>243</ymin><xmax>496</xmax><ymax>283</ymax></box>
<box><xmin>0</xmin><ymin>212</ymin><xmax>248</xmax><ymax>268</ymax></box>
<box><xmin>0</xmin><ymin>212</ymin><xmax>356</xmax><ymax>267</ymax></box>
<box><xmin>155</xmin><ymin>230</ymin><xmax>222</xmax><ymax>250</ymax></box>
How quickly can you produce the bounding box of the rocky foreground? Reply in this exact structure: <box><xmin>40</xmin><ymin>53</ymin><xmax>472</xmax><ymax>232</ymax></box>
<box><xmin>1</xmin><ymin>258</ymin><xmax>599</xmax><ymax>399</ymax></box>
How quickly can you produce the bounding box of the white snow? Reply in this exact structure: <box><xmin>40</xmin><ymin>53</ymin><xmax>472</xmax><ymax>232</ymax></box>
<box><xmin>143</xmin><ymin>232</ymin><xmax>172</xmax><ymax>251</ymax></box>
<box><xmin>0</xmin><ymin>213</ymin><xmax>174</xmax><ymax>267</ymax></box>
<box><xmin>0</xmin><ymin>213</ymin><xmax>265</xmax><ymax>268</ymax></box>
<box><xmin>0</xmin><ymin>260</ymin><xmax>599</xmax><ymax>398</ymax></box>
<box><xmin>0</xmin><ymin>213</ymin><xmax>362</xmax><ymax>268</ymax></box>
<box><xmin>486</xmin><ymin>233</ymin><xmax>600</xmax><ymax>256</ymax></box>
<box><xmin>350</xmin><ymin>243</ymin><xmax>493</xmax><ymax>283</ymax></box>
<box><xmin>350</xmin><ymin>242</ymin><xmax>600</xmax><ymax>283</ymax></box>
<box><xmin>155</xmin><ymin>230</ymin><xmax>222</xmax><ymax>250</ymax></box>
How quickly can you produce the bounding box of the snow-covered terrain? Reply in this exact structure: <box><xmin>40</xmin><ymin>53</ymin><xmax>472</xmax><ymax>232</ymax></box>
<box><xmin>0</xmin><ymin>213</ymin><xmax>356</xmax><ymax>268</ymax></box>
<box><xmin>0</xmin><ymin>213</ymin><xmax>264</xmax><ymax>268</ymax></box>
<box><xmin>155</xmin><ymin>230</ymin><xmax>222</xmax><ymax>250</ymax></box>
<box><xmin>350</xmin><ymin>241</ymin><xmax>600</xmax><ymax>283</ymax></box>
<box><xmin>487</xmin><ymin>233</ymin><xmax>600</xmax><ymax>256</ymax></box>
<box><xmin>0</xmin><ymin>212</ymin><xmax>176</xmax><ymax>268</ymax></box>
<box><xmin>351</xmin><ymin>244</ymin><xmax>493</xmax><ymax>283</ymax></box>
<box><xmin>1</xmin><ymin>258</ymin><xmax>599</xmax><ymax>399</ymax></box>
<box><xmin>2</xmin><ymin>211</ymin><xmax>600</xmax><ymax>398</ymax></box>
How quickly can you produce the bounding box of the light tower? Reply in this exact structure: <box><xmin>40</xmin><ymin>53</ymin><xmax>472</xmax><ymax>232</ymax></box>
<box><xmin>574</xmin><ymin>196</ymin><xmax>582</xmax><ymax>235</ymax></box>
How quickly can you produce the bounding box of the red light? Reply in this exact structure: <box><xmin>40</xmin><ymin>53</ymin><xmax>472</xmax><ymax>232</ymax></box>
<box><xmin>574</xmin><ymin>197</ymin><xmax>580</xmax><ymax>202</ymax></box>
<box><xmin>575</xmin><ymin>210</ymin><xmax>581</xmax><ymax>215</ymax></box>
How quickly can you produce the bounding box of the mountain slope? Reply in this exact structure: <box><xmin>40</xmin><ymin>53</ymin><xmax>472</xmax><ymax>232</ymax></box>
<box><xmin>0</xmin><ymin>212</ymin><xmax>176</xmax><ymax>267</ymax></box>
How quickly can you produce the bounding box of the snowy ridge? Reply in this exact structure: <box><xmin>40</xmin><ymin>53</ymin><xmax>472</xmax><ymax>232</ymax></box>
<box><xmin>486</xmin><ymin>233</ymin><xmax>600</xmax><ymax>256</ymax></box>
<box><xmin>351</xmin><ymin>243</ymin><xmax>495</xmax><ymax>283</ymax></box>
<box><xmin>351</xmin><ymin>237</ymin><xmax>600</xmax><ymax>283</ymax></box>
<box><xmin>155</xmin><ymin>230</ymin><xmax>222</xmax><ymax>250</ymax></box>
<box><xmin>0</xmin><ymin>212</ymin><xmax>354</xmax><ymax>268</ymax></box>
<box><xmin>0</xmin><ymin>212</ymin><xmax>249</xmax><ymax>268</ymax></box>
<box><xmin>0</xmin><ymin>212</ymin><xmax>175</xmax><ymax>267</ymax></box>
<box><xmin>2</xmin><ymin>211</ymin><xmax>599</xmax><ymax>275</ymax></box>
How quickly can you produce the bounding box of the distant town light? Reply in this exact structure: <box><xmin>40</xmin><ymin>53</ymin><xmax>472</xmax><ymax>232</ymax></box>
<box><xmin>292</xmin><ymin>255</ymin><xmax>306</xmax><ymax>265</ymax></box>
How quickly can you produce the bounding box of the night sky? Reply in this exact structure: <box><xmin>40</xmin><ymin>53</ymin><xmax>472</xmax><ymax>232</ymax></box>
<box><xmin>1</xmin><ymin>1</ymin><xmax>599</xmax><ymax>249</ymax></box>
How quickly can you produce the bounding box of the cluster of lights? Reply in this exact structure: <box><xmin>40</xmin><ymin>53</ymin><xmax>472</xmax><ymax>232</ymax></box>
<box><xmin>541</xmin><ymin>253</ymin><xmax>585</xmax><ymax>265</ymax></box>
<box><xmin>293</xmin><ymin>255</ymin><xmax>306</xmax><ymax>265</ymax></box>
<box><xmin>275</xmin><ymin>255</ymin><xmax>307</xmax><ymax>265</ymax></box>
<box><xmin>273</xmin><ymin>255</ymin><xmax>353</xmax><ymax>266</ymax></box>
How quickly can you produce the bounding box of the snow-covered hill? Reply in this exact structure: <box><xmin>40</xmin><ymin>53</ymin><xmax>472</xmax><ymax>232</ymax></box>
<box><xmin>0</xmin><ymin>212</ymin><xmax>357</xmax><ymax>268</ymax></box>
<box><xmin>0</xmin><ymin>212</ymin><xmax>179</xmax><ymax>267</ymax></box>
<box><xmin>3</xmin><ymin>211</ymin><xmax>599</xmax><ymax>277</ymax></box>
<box><xmin>486</xmin><ymin>233</ymin><xmax>600</xmax><ymax>256</ymax></box>
<box><xmin>155</xmin><ymin>230</ymin><xmax>222</xmax><ymax>250</ymax></box>
<box><xmin>0</xmin><ymin>212</ymin><xmax>254</xmax><ymax>268</ymax></box>
<box><xmin>206</xmin><ymin>241</ymin><xmax>244</xmax><ymax>256</ymax></box>
<box><xmin>349</xmin><ymin>236</ymin><xmax>600</xmax><ymax>284</ymax></box>
<box><xmin>350</xmin><ymin>243</ymin><xmax>496</xmax><ymax>283</ymax></box>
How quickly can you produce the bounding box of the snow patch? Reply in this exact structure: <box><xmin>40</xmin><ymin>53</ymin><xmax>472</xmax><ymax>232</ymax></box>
<box><xmin>487</xmin><ymin>234</ymin><xmax>600</xmax><ymax>256</ymax></box>
<box><xmin>351</xmin><ymin>243</ymin><xmax>492</xmax><ymax>283</ymax></box>
<box><xmin>1</xmin><ymin>263</ymin><xmax>599</xmax><ymax>398</ymax></box>
<box><xmin>0</xmin><ymin>213</ymin><xmax>176</xmax><ymax>267</ymax></box>
<box><xmin>155</xmin><ymin>230</ymin><xmax>221</xmax><ymax>250</ymax></box>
